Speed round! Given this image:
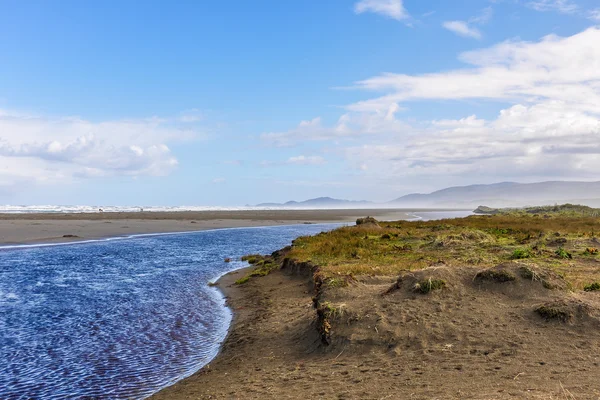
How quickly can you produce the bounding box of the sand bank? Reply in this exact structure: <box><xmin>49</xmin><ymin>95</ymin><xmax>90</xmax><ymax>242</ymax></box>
<box><xmin>152</xmin><ymin>236</ymin><xmax>600</xmax><ymax>399</ymax></box>
<box><xmin>0</xmin><ymin>209</ymin><xmax>416</xmax><ymax>245</ymax></box>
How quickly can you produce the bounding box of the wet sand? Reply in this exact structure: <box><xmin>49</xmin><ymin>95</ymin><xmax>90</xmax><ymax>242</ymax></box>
<box><xmin>0</xmin><ymin>209</ymin><xmax>417</xmax><ymax>245</ymax></box>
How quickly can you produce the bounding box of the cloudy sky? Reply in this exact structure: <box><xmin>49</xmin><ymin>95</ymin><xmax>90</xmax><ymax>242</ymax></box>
<box><xmin>1</xmin><ymin>0</ymin><xmax>600</xmax><ymax>205</ymax></box>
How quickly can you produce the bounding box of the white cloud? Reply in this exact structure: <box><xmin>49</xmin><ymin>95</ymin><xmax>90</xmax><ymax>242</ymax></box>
<box><xmin>262</xmin><ymin>28</ymin><xmax>600</xmax><ymax>190</ymax></box>
<box><xmin>287</xmin><ymin>155</ymin><xmax>326</xmax><ymax>165</ymax></box>
<box><xmin>469</xmin><ymin>6</ymin><xmax>493</xmax><ymax>24</ymax></box>
<box><xmin>212</xmin><ymin>177</ymin><xmax>226</xmax><ymax>184</ymax></box>
<box><xmin>442</xmin><ymin>7</ymin><xmax>492</xmax><ymax>40</ymax></box>
<box><xmin>442</xmin><ymin>21</ymin><xmax>482</xmax><ymax>39</ymax></box>
<box><xmin>0</xmin><ymin>110</ymin><xmax>198</xmax><ymax>188</ymax></box>
<box><xmin>354</xmin><ymin>0</ymin><xmax>409</xmax><ymax>21</ymax></box>
<box><xmin>260</xmin><ymin>104</ymin><xmax>407</xmax><ymax>146</ymax></box>
<box><xmin>351</xmin><ymin>28</ymin><xmax>600</xmax><ymax>112</ymax></box>
<box><xmin>526</xmin><ymin>0</ymin><xmax>578</xmax><ymax>13</ymax></box>
<box><xmin>343</xmin><ymin>100</ymin><xmax>600</xmax><ymax>184</ymax></box>
<box><xmin>260</xmin><ymin>155</ymin><xmax>327</xmax><ymax>167</ymax></box>
<box><xmin>589</xmin><ymin>8</ymin><xmax>600</xmax><ymax>21</ymax></box>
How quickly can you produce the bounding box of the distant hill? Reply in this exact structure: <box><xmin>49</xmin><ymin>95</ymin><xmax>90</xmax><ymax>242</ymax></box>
<box><xmin>255</xmin><ymin>181</ymin><xmax>600</xmax><ymax>209</ymax></box>
<box><xmin>389</xmin><ymin>181</ymin><xmax>600</xmax><ymax>208</ymax></box>
<box><xmin>256</xmin><ymin>197</ymin><xmax>373</xmax><ymax>209</ymax></box>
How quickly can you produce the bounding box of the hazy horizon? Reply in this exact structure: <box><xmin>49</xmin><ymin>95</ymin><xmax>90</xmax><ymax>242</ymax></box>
<box><xmin>5</xmin><ymin>179</ymin><xmax>600</xmax><ymax>211</ymax></box>
<box><xmin>2</xmin><ymin>1</ymin><xmax>600</xmax><ymax>205</ymax></box>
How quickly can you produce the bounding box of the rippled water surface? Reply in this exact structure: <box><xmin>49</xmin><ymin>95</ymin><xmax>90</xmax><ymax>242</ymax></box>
<box><xmin>0</xmin><ymin>224</ymin><xmax>341</xmax><ymax>399</ymax></box>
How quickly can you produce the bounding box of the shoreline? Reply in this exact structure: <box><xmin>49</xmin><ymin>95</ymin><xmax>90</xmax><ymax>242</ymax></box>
<box><xmin>0</xmin><ymin>209</ymin><xmax>424</xmax><ymax>245</ymax></box>
<box><xmin>147</xmin><ymin>265</ymin><xmax>255</xmax><ymax>399</ymax></box>
<box><xmin>149</xmin><ymin>256</ymin><xmax>316</xmax><ymax>400</ymax></box>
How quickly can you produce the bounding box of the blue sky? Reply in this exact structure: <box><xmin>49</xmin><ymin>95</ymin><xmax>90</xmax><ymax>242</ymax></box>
<box><xmin>1</xmin><ymin>0</ymin><xmax>600</xmax><ymax>205</ymax></box>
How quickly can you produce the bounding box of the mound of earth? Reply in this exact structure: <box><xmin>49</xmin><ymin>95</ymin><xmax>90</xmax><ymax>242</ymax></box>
<box><xmin>153</xmin><ymin>261</ymin><xmax>600</xmax><ymax>399</ymax></box>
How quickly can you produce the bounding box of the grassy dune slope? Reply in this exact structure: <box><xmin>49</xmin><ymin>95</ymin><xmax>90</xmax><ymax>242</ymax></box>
<box><xmin>283</xmin><ymin>209</ymin><xmax>600</xmax><ymax>290</ymax></box>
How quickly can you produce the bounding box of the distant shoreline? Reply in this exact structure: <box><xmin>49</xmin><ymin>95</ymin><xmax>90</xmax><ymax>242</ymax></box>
<box><xmin>0</xmin><ymin>209</ymin><xmax>436</xmax><ymax>245</ymax></box>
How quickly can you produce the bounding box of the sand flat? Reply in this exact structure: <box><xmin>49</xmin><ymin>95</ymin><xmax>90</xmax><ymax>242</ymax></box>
<box><xmin>0</xmin><ymin>209</ymin><xmax>416</xmax><ymax>245</ymax></box>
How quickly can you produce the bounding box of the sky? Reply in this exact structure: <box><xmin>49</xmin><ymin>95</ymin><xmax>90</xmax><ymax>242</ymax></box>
<box><xmin>1</xmin><ymin>0</ymin><xmax>600</xmax><ymax>206</ymax></box>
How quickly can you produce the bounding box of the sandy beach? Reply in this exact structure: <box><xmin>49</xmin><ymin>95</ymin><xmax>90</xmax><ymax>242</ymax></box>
<box><xmin>0</xmin><ymin>209</ymin><xmax>419</xmax><ymax>245</ymax></box>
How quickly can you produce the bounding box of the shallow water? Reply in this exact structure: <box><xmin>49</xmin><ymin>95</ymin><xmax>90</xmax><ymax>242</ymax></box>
<box><xmin>0</xmin><ymin>224</ymin><xmax>341</xmax><ymax>399</ymax></box>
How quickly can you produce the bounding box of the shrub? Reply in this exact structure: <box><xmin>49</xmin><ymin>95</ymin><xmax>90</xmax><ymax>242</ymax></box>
<box><xmin>584</xmin><ymin>282</ymin><xmax>600</xmax><ymax>292</ymax></box>
<box><xmin>584</xmin><ymin>247</ymin><xmax>599</xmax><ymax>255</ymax></box>
<box><xmin>511</xmin><ymin>248</ymin><xmax>532</xmax><ymax>259</ymax></box>
<box><xmin>555</xmin><ymin>247</ymin><xmax>572</xmax><ymax>259</ymax></box>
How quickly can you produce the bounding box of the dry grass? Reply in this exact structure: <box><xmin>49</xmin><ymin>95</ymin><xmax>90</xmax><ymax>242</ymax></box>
<box><xmin>286</xmin><ymin>211</ymin><xmax>600</xmax><ymax>290</ymax></box>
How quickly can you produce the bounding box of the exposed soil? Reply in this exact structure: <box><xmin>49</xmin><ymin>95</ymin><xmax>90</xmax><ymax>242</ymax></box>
<box><xmin>152</xmin><ymin>261</ymin><xmax>600</xmax><ymax>399</ymax></box>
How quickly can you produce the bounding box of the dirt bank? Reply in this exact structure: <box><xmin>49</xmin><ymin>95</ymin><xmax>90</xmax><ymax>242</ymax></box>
<box><xmin>152</xmin><ymin>254</ymin><xmax>600</xmax><ymax>399</ymax></box>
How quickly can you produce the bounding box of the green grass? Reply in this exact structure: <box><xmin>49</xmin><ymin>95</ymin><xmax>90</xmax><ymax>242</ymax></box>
<box><xmin>584</xmin><ymin>282</ymin><xmax>600</xmax><ymax>292</ymax></box>
<box><xmin>241</xmin><ymin>254</ymin><xmax>262</xmax><ymax>264</ymax></box>
<box><xmin>282</xmin><ymin>205</ymin><xmax>600</xmax><ymax>290</ymax></box>
<box><xmin>235</xmin><ymin>255</ymin><xmax>280</xmax><ymax>284</ymax></box>
<box><xmin>511</xmin><ymin>248</ymin><xmax>533</xmax><ymax>259</ymax></box>
<box><xmin>555</xmin><ymin>247</ymin><xmax>572</xmax><ymax>259</ymax></box>
<box><xmin>478</xmin><ymin>204</ymin><xmax>600</xmax><ymax>218</ymax></box>
<box><xmin>235</xmin><ymin>276</ymin><xmax>250</xmax><ymax>285</ymax></box>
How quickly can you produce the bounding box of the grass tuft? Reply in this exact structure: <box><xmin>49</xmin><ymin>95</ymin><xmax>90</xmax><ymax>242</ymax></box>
<box><xmin>241</xmin><ymin>254</ymin><xmax>262</xmax><ymax>264</ymax></box>
<box><xmin>583</xmin><ymin>282</ymin><xmax>600</xmax><ymax>292</ymax></box>
<box><xmin>475</xmin><ymin>268</ymin><xmax>516</xmax><ymax>283</ymax></box>
<box><xmin>535</xmin><ymin>305</ymin><xmax>571</xmax><ymax>322</ymax></box>
<box><xmin>413</xmin><ymin>278</ymin><xmax>446</xmax><ymax>294</ymax></box>
<box><xmin>235</xmin><ymin>276</ymin><xmax>250</xmax><ymax>285</ymax></box>
<box><xmin>555</xmin><ymin>247</ymin><xmax>572</xmax><ymax>259</ymax></box>
<box><xmin>511</xmin><ymin>248</ymin><xmax>533</xmax><ymax>259</ymax></box>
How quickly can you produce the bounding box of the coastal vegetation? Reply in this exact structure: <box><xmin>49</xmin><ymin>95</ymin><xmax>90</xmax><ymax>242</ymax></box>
<box><xmin>474</xmin><ymin>203</ymin><xmax>600</xmax><ymax>217</ymax></box>
<box><xmin>236</xmin><ymin>205</ymin><xmax>600</xmax><ymax>290</ymax></box>
<box><xmin>278</xmin><ymin>206</ymin><xmax>600</xmax><ymax>290</ymax></box>
<box><xmin>235</xmin><ymin>254</ymin><xmax>281</xmax><ymax>284</ymax></box>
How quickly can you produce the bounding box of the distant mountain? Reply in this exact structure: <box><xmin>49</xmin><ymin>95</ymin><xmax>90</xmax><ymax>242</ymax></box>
<box><xmin>389</xmin><ymin>181</ymin><xmax>600</xmax><ymax>208</ymax></box>
<box><xmin>256</xmin><ymin>181</ymin><xmax>600</xmax><ymax>210</ymax></box>
<box><xmin>256</xmin><ymin>197</ymin><xmax>373</xmax><ymax>209</ymax></box>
